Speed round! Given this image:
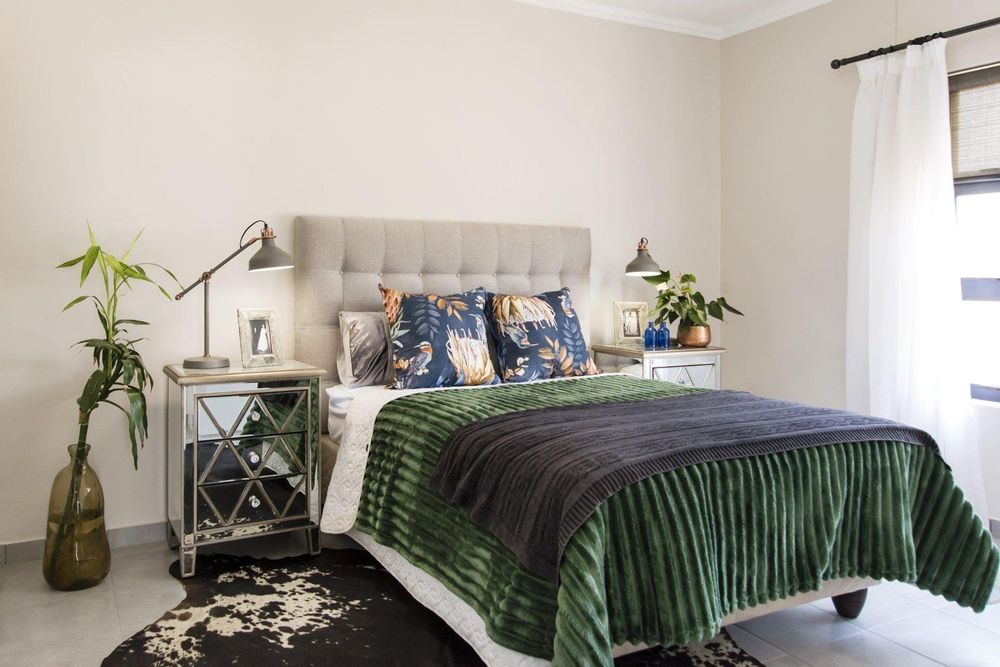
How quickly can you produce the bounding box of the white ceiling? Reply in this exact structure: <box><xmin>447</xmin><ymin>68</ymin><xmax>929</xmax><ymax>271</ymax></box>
<box><xmin>513</xmin><ymin>0</ymin><xmax>834</xmax><ymax>39</ymax></box>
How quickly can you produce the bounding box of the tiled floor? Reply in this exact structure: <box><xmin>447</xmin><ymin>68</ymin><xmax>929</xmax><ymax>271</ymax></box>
<box><xmin>730</xmin><ymin>580</ymin><xmax>1000</xmax><ymax>666</ymax></box>
<box><xmin>0</xmin><ymin>542</ymin><xmax>181</xmax><ymax>667</ymax></box>
<box><xmin>1</xmin><ymin>539</ymin><xmax>998</xmax><ymax>666</ymax></box>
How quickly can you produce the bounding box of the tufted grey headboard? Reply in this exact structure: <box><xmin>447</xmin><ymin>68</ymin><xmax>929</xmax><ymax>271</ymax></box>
<box><xmin>293</xmin><ymin>216</ymin><xmax>591</xmax><ymax>427</ymax></box>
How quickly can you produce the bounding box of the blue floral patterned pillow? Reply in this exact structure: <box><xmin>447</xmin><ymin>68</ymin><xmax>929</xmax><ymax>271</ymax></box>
<box><xmin>379</xmin><ymin>285</ymin><xmax>500</xmax><ymax>389</ymax></box>
<box><xmin>490</xmin><ymin>288</ymin><xmax>600</xmax><ymax>383</ymax></box>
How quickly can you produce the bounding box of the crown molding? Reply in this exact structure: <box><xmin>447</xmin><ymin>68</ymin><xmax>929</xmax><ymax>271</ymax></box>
<box><xmin>513</xmin><ymin>0</ymin><xmax>722</xmax><ymax>39</ymax></box>
<box><xmin>718</xmin><ymin>0</ymin><xmax>833</xmax><ymax>39</ymax></box>
<box><xmin>512</xmin><ymin>0</ymin><xmax>833</xmax><ymax>40</ymax></box>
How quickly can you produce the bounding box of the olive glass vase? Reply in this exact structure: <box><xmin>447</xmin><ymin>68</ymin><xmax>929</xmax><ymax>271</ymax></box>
<box><xmin>42</xmin><ymin>444</ymin><xmax>111</xmax><ymax>590</ymax></box>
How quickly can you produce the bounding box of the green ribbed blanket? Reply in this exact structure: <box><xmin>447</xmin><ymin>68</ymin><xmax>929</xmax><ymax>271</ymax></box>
<box><xmin>355</xmin><ymin>376</ymin><xmax>999</xmax><ymax>666</ymax></box>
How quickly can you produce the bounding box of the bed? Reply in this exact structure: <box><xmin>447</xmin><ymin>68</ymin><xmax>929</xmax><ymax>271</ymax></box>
<box><xmin>293</xmin><ymin>216</ymin><xmax>999</xmax><ymax>666</ymax></box>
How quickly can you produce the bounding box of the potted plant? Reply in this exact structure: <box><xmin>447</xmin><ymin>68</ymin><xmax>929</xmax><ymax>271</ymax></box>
<box><xmin>45</xmin><ymin>225</ymin><xmax>178</xmax><ymax>590</ymax></box>
<box><xmin>643</xmin><ymin>270</ymin><xmax>743</xmax><ymax>347</ymax></box>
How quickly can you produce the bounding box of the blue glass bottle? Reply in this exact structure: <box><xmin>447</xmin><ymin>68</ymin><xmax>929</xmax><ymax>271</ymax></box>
<box><xmin>656</xmin><ymin>322</ymin><xmax>670</xmax><ymax>350</ymax></box>
<box><xmin>643</xmin><ymin>322</ymin><xmax>656</xmax><ymax>350</ymax></box>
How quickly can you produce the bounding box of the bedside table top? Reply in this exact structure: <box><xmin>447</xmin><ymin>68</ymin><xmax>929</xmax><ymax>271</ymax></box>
<box><xmin>591</xmin><ymin>344</ymin><xmax>727</xmax><ymax>360</ymax></box>
<box><xmin>163</xmin><ymin>360</ymin><xmax>327</xmax><ymax>385</ymax></box>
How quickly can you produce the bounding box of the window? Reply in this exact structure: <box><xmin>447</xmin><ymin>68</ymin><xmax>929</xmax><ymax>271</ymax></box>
<box><xmin>951</xmin><ymin>64</ymin><xmax>1000</xmax><ymax>401</ymax></box>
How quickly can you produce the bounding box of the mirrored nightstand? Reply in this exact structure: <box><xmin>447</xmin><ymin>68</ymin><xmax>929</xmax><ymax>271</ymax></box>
<box><xmin>591</xmin><ymin>344</ymin><xmax>726</xmax><ymax>389</ymax></box>
<box><xmin>163</xmin><ymin>361</ymin><xmax>326</xmax><ymax>576</ymax></box>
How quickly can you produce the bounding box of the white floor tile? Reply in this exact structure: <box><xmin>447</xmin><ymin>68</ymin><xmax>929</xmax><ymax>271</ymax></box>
<box><xmin>736</xmin><ymin>604</ymin><xmax>865</xmax><ymax>654</ymax></box>
<box><xmin>877</xmin><ymin>580</ymin><xmax>955</xmax><ymax>609</ymax></box>
<box><xmin>872</xmin><ymin>609</ymin><xmax>1000</xmax><ymax>666</ymax></box>
<box><xmin>726</xmin><ymin>624</ymin><xmax>788</xmax><ymax>662</ymax></box>
<box><xmin>0</xmin><ymin>590</ymin><xmax>120</xmax><ymax>654</ymax></box>
<box><xmin>116</xmin><ymin>588</ymin><xmax>186</xmax><ymax>641</ymax></box>
<box><xmin>940</xmin><ymin>599</ymin><xmax>1000</xmax><ymax>638</ymax></box>
<box><xmin>110</xmin><ymin>547</ymin><xmax>185</xmax><ymax>641</ymax></box>
<box><xmin>0</xmin><ymin>630</ymin><xmax>121</xmax><ymax>667</ymax></box>
<box><xmin>110</xmin><ymin>539</ymin><xmax>172</xmax><ymax>558</ymax></box>
<box><xmin>0</xmin><ymin>559</ymin><xmax>114</xmax><ymax>611</ymax></box>
<box><xmin>109</xmin><ymin>547</ymin><xmax>178</xmax><ymax>589</ymax></box>
<box><xmin>794</xmin><ymin>630</ymin><xmax>940</xmax><ymax>667</ymax></box>
<box><xmin>764</xmin><ymin>655</ymin><xmax>809</xmax><ymax>666</ymax></box>
<box><xmin>810</xmin><ymin>585</ymin><xmax>930</xmax><ymax>630</ymax></box>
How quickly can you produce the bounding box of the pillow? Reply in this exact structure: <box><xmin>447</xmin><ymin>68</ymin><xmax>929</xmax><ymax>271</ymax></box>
<box><xmin>337</xmin><ymin>311</ymin><xmax>394</xmax><ymax>389</ymax></box>
<box><xmin>490</xmin><ymin>288</ymin><xmax>600</xmax><ymax>383</ymax></box>
<box><xmin>380</xmin><ymin>285</ymin><xmax>500</xmax><ymax>389</ymax></box>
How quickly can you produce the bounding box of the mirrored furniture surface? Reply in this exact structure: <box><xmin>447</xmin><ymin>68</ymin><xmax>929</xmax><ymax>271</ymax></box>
<box><xmin>164</xmin><ymin>361</ymin><xmax>326</xmax><ymax>576</ymax></box>
<box><xmin>592</xmin><ymin>344</ymin><xmax>726</xmax><ymax>389</ymax></box>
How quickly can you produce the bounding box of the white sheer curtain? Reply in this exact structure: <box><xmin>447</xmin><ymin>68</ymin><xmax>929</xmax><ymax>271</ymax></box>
<box><xmin>846</xmin><ymin>40</ymin><xmax>987</xmax><ymax>517</ymax></box>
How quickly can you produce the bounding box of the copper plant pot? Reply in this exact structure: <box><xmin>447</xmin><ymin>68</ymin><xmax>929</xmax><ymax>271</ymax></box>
<box><xmin>677</xmin><ymin>324</ymin><xmax>711</xmax><ymax>347</ymax></box>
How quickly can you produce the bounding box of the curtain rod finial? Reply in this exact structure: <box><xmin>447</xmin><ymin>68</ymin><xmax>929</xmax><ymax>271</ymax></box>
<box><xmin>831</xmin><ymin>59</ymin><xmax>842</xmax><ymax>69</ymax></box>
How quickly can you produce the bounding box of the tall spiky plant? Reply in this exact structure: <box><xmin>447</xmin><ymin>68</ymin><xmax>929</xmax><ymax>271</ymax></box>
<box><xmin>49</xmin><ymin>224</ymin><xmax>179</xmax><ymax>573</ymax></box>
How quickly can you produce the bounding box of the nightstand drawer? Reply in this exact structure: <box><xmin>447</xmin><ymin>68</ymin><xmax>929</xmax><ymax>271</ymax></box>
<box><xmin>652</xmin><ymin>363</ymin><xmax>717</xmax><ymax>388</ymax></box>
<box><xmin>194</xmin><ymin>476</ymin><xmax>308</xmax><ymax>531</ymax></box>
<box><xmin>192</xmin><ymin>433</ymin><xmax>307</xmax><ymax>485</ymax></box>
<box><xmin>648</xmin><ymin>354</ymin><xmax>719</xmax><ymax>368</ymax></box>
<box><xmin>194</xmin><ymin>386</ymin><xmax>309</xmax><ymax>442</ymax></box>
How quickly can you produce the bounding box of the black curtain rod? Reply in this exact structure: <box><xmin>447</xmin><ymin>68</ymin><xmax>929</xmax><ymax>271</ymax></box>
<box><xmin>830</xmin><ymin>15</ymin><xmax>1000</xmax><ymax>70</ymax></box>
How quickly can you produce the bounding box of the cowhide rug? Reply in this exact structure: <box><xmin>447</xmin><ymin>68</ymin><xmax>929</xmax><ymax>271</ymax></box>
<box><xmin>103</xmin><ymin>549</ymin><xmax>762</xmax><ymax>666</ymax></box>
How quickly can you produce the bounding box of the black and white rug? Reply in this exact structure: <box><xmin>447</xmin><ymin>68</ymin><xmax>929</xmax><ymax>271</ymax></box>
<box><xmin>103</xmin><ymin>549</ymin><xmax>761</xmax><ymax>666</ymax></box>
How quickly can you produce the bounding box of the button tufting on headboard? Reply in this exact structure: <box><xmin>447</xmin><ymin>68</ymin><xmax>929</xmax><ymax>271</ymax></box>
<box><xmin>293</xmin><ymin>216</ymin><xmax>591</xmax><ymax>430</ymax></box>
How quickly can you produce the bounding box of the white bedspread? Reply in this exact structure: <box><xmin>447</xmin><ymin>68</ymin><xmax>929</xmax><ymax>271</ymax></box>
<box><xmin>320</xmin><ymin>384</ymin><xmax>422</xmax><ymax>533</ymax></box>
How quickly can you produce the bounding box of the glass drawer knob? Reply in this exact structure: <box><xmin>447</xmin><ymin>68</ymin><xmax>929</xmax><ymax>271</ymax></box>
<box><xmin>251</xmin><ymin>412</ymin><xmax>260</xmax><ymax>422</ymax></box>
<box><xmin>249</xmin><ymin>452</ymin><xmax>260</xmax><ymax>465</ymax></box>
<box><xmin>249</xmin><ymin>495</ymin><xmax>261</xmax><ymax>509</ymax></box>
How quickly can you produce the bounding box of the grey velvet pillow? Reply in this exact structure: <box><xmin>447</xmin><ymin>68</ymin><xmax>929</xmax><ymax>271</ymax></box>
<box><xmin>337</xmin><ymin>312</ymin><xmax>394</xmax><ymax>388</ymax></box>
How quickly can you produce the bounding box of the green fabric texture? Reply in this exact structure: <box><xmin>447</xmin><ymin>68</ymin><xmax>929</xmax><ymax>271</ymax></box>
<box><xmin>354</xmin><ymin>376</ymin><xmax>999</xmax><ymax>666</ymax></box>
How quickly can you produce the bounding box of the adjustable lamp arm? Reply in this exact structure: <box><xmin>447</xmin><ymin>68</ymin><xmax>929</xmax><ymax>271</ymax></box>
<box><xmin>175</xmin><ymin>220</ymin><xmax>292</xmax><ymax>370</ymax></box>
<box><xmin>174</xmin><ymin>221</ymin><xmax>270</xmax><ymax>300</ymax></box>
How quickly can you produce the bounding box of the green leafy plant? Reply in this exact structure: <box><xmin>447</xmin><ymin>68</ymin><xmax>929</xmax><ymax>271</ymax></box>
<box><xmin>58</xmin><ymin>224</ymin><xmax>180</xmax><ymax>467</ymax></box>
<box><xmin>643</xmin><ymin>270</ymin><xmax>743</xmax><ymax>327</ymax></box>
<box><xmin>48</xmin><ymin>224</ymin><xmax>179</xmax><ymax>582</ymax></box>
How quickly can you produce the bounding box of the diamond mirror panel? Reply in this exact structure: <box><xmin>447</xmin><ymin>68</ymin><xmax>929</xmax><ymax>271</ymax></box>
<box><xmin>195</xmin><ymin>477</ymin><xmax>306</xmax><ymax>530</ymax></box>
<box><xmin>195</xmin><ymin>433</ymin><xmax>307</xmax><ymax>485</ymax></box>
<box><xmin>195</xmin><ymin>387</ymin><xmax>307</xmax><ymax>442</ymax></box>
<box><xmin>197</xmin><ymin>481</ymin><xmax>248</xmax><ymax>530</ymax></box>
<box><xmin>258</xmin><ymin>433</ymin><xmax>306</xmax><ymax>477</ymax></box>
<box><xmin>198</xmin><ymin>440</ymin><xmax>252</xmax><ymax>485</ymax></box>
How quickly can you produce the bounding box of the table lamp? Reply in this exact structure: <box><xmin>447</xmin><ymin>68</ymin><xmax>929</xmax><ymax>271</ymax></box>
<box><xmin>624</xmin><ymin>237</ymin><xmax>661</xmax><ymax>276</ymax></box>
<box><xmin>175</xmin><ymin>220</ymin><xmax>294</xmax><ymax>369</ymax></box>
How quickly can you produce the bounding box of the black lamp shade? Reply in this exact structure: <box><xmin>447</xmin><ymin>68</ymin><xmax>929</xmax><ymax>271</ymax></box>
<box><xmin>248</xmin><ymin>237</ymin><xmax>294</xmax><ymax>272</ymax></box>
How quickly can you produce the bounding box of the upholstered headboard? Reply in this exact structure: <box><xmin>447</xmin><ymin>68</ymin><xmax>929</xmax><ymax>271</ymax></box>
<box><xmin>293</xmin><ymin>216</ymin><xmax>591</xmax><ymax>425</ymax></box>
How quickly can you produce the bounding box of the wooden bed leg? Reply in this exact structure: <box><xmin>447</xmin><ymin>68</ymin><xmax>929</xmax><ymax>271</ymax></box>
<box><xmin>831</xmin><ymin>588</ymin><xmax>868</xmax><ymax>619</ymax></box>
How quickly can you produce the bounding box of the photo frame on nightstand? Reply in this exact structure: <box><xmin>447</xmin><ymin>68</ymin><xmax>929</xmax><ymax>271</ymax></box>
<box><xmin>237</xmin><ymin>307</ymin><xmax>283</xmax><ymax>368</ymax></box>
<box><xmin>612</xmin><ymin>301</ymin><xmax>648</xmax><ymax>345</ymax></box>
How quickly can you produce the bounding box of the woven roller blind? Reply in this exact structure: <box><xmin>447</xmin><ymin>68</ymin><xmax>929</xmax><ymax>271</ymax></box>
<box><xmin>950</xmin><ymin>65</ymin><xmax>1000</xmax><ymax>179</ymax></box>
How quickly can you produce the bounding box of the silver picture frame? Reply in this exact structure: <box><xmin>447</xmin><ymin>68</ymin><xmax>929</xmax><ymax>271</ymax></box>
<box><xmin>612</xmin><ymin>301</ymin><xmax>649</xmax><ymax>346</ymax></box>
<box><xmin>237</xmin><ymin>307</ymin><xmax>283</xmax><ymax>368</ymax></box>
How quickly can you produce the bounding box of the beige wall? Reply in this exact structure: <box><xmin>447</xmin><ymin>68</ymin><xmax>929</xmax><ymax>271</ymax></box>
<box><xmin>721</xmin><ymin>0</ymin><xmax>1000</xmax><ymax>516</ymax></box>
<box><xmin>0</xmin><ymin>0</ymin><xmax>720</xmax><ymax>543</ymax></box>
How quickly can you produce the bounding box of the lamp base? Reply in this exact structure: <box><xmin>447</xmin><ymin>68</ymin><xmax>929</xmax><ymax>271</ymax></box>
<box><xmin>183</xmin><ymin>355</ymin><xmax>230</xmax><ymax>370</ymax></box>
